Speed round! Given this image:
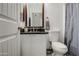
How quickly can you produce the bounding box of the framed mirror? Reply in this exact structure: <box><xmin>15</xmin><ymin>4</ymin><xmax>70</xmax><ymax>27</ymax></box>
<box><xmin>23</xmin><ymin>3</ymin><xmax>44</xmax><ymax>28</ymax></box>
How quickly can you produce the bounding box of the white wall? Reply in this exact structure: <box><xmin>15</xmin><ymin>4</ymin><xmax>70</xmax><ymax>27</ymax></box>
<box><xmin>44</xmin><ymin>3</ymin><xmax>65</xmax><ymax>43</ymax></box>
<box><xmin>20</xmin><ymin>3</ymin><xmax>66</xmax><ymax>43</ymax></box>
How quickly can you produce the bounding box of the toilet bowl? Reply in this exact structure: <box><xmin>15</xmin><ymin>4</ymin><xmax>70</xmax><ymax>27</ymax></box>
<box><xmin>52</xmin><ymin>42</ymin><xmax>68</xmax><ymax>56</ymax></box>
<box><xmin>48</xmin><ymin>30</ymin><xmax>68</xmax><ymax>56</ymax></box>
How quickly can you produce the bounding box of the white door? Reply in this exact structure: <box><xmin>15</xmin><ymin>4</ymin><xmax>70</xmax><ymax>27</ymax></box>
<box><xmin>0</xmin><ymin>3</ymin><xmax>20</xmax><ymax>56</ymax></box>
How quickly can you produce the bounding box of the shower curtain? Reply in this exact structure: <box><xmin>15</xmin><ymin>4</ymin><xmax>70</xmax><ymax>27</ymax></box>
<box><xmin>65</xmin><ymin>3</ymin><xmax>79</xmax><ymax>56</ymax></box>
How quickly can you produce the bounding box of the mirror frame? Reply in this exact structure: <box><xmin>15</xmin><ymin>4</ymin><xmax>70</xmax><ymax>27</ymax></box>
<box><xmin>23</xmin><ymin>3</ymin><xmax>44</xmax><ymax>28</ymax></box>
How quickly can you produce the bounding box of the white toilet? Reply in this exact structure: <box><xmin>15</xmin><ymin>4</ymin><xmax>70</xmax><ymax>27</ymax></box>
<box><xmin>48</xmin><ymin>30</ymin><xmax>68</xmax><ymax>56</ymax></box>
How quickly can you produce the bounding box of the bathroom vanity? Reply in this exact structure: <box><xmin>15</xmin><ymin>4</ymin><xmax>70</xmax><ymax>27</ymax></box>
<box><xmin>20</xmin><ymin>32</ymin><xmax>48</xmax><ymax>56</ymax></box>
<box><xmin>20</xmin><ymin>3</ymin><xmax>49</xmax><ymax>56</ymax></box>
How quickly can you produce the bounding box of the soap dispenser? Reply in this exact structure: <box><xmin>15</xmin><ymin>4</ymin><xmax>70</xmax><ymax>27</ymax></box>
<box><xmin>45</xmin><ymin>17</ymin><xmax>50</xmax><ymax>32</ymax></box>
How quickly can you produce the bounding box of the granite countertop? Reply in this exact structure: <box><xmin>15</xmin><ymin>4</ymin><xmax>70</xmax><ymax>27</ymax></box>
<box><xmin>20</xmin><ymin>32</ymin><xmax>48</xmax><ymax>34</ymax></box>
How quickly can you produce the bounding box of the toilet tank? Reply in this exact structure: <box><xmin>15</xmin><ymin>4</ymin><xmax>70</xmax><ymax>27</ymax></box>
<box><xmin>49</xmin><ymin>30</ymin><xmax>60</xmax><ymax>42</ymax></box>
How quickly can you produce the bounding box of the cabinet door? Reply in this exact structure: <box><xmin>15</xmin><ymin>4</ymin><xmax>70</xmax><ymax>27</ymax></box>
<box><xmin>31</xmin><ymin>34</ymin><xmax>46</xmax><ymax>56</ymax></box>
<box><xmin>21</xmin><ymin>35</ymin><xmax>32</xmax><ymax>56</ymax></box>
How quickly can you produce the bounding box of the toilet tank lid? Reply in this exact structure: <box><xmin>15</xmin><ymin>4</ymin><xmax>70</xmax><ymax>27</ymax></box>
<box><xmin>52</xmin><ymin>42</ymin><xmax>67</xmax><ymax>49</ymax></box>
